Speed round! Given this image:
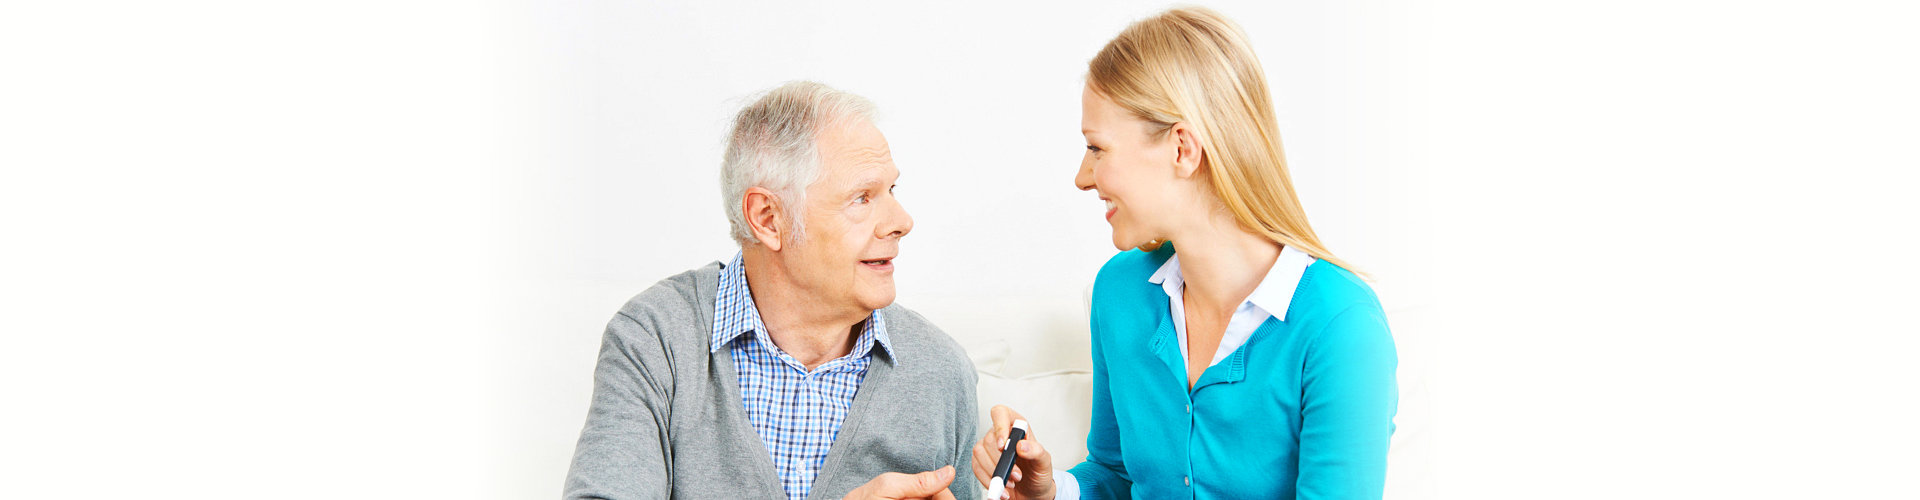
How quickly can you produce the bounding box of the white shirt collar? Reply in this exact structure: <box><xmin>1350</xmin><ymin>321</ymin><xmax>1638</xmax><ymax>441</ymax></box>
<box><xmin>1148</xmin><ymin>244</ymin><xmax>1316</xmax><ymax>322</ymax></box>
<box><xmin>1148</xmin><ymin>244</ymin><xmax>1318</xmax><ymax>370</ymax></box>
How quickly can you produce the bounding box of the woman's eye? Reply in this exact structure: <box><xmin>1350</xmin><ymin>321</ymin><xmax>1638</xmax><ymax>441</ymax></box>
<box><xmin>1086</xmin><ymin>145</ymin><xmax>1102</xmax><ymax>153</ymax></box>
<box><xmin>855</xmin><ymin>194</ymin><xmax>870</xmax><ymax>204</ymax></box>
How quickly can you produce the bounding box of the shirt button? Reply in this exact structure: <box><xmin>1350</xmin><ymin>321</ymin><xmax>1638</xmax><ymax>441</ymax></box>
<box><xmin>1185</xmin><ymin>404</ymin><xmax>1191</xmax><ymax>413</ymax></box>
<box><xmin>1184</xmin><ymin>476</ymin><xmax>1190</xmax><ymax>486</ymax></box>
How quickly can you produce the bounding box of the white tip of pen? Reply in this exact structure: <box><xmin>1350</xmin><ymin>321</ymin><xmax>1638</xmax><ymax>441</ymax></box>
<box><xmin>986</xmin><ymin>478</ymin><xmax>1006</xmax><ymax>500</ymax></box>
<box><xmin>1012</xmin><ymin>419</ymin><xmax>1029</xmax><ymax>433</ymax></box>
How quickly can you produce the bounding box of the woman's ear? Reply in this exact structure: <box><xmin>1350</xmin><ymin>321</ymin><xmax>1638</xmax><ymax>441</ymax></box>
<box><xmin>742</xmin><ymin>187</ymin><xmax>786</xmax><ymax>252</ymax></box>
<box><xmin>1169</xmin><ymin>122</ymin><xmax>1205</xmax><ymax>179</ymax></box>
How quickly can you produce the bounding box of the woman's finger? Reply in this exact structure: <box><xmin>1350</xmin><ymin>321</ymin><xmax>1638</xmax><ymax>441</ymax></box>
<box><xmin>989</xmin><ymin>405</ymin><xmax>1015</xmax><ymax>443</ymax></box>
<box><xmin>970</xmin><ymin>442</ymin><xmax>991</xmax><ymax>485</ymax></box>
<box><xmin>1015</xmin><ymin>440</ymin><xmax>1055</xmax><ymax>473</ymax></box>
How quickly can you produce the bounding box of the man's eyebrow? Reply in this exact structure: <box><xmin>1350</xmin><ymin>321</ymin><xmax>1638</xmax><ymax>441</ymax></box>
<box><xmin>848</xmin><ymin>170</ymin><xmax>901</xmax><ymax>191</ymax></box>
<box><xmin>846</xmin><ymin>177</ymin><xmax>885</xmax><ymax>193</ymax></box>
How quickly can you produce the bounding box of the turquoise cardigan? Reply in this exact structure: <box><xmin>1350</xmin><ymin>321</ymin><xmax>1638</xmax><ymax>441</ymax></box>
<box><xmin>1068</xmin><ymin>247</ymin><xmax>1397</xmax><ymax>499</ymax></box>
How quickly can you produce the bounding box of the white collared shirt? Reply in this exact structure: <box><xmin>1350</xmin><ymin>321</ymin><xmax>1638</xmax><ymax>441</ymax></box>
<box><xmin>1151</xmin><ymin>244</ymin><xmax>1317</xmax><ymax>371</ymax></box>
<box><xmin>1051</xmin><ymin>244</ymin><xmax>1316</xmax><ymax>500</ymax></box>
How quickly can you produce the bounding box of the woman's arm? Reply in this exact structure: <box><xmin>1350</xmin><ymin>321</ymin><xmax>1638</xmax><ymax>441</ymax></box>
<box><xmin>1296</xmin><ymin>305</ymin><xmax>1399</xmax><ymax>499</ymax></box>
<box><xmin>1065</xmin><ymin>309</ymin><xmax>1134</xmax><ymax>499</ymax></box>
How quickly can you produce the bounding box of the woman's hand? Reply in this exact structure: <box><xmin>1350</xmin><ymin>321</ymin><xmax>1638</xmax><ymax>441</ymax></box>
<box><xmin>971</xmin><ymin>405</ymin><xmax>1057</xmax><ymax>500</ymax></box>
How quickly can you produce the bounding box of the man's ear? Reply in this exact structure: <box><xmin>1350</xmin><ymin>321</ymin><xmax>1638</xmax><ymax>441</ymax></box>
<box><xmin>1169</xmin><ymin>122</ymin><xmax>1205</xmax><ymax>179</ymax></box>
<box><xmin>742</xmin><ymin>187</ymin><xmax>786</xmax><ymax>252</ymax></box>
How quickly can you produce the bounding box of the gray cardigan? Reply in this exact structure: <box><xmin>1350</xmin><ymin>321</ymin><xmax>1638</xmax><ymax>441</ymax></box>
<box><xmin>564</xmin><ymin>262</ymin><xmax>981</xmax><ymax>500</ymax></box>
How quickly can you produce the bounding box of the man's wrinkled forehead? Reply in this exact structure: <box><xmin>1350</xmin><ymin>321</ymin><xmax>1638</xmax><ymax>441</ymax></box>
<box><xmin>815</xmin><ymin>120</ymin><xmax>896</xmax><ymax>186</ymax></box>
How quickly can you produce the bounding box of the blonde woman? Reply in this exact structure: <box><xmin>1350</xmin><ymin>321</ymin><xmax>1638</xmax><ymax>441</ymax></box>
<box><xmin>971</xmin><ymin>7</ymin><xmax>1397</xmax><ymax>499</ymax></box>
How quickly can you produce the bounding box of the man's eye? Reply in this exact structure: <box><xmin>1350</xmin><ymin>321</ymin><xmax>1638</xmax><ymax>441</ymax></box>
<box><xmin>855</xmin><ymin>194</ymin><xmax>870</xmax><ymax>204</ymax></box>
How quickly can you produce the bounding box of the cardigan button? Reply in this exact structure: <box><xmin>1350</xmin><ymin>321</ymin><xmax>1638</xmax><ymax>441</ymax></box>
<box><xmin>1184</xmin><ymin>476</ymin><xmax>1190</xmax><ymax>486</ymax></box>
<box><xmin>1185</xmin><ymin>404</ymin><xmax>1191</xmax><ymax>413</ymax></box>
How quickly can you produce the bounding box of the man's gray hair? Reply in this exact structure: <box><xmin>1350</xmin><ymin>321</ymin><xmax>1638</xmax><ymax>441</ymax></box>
<box><xmin>722</xmin><ymin>81</ymin><xmax>877</xmax><ymax>246</ymax></box>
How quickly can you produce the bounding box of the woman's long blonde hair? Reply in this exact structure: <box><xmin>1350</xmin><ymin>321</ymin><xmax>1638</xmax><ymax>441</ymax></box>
<box><xmin>1089</xmin><ymin>6</ymin><xmax>1360</xmax><ymax>275</ymax></box>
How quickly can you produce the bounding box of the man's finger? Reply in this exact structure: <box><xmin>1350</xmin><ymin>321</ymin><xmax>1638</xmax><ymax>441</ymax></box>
<box><xmin>884</xmin><ymin>465</ymin><xmax>955</xmax><ymax>497</ymax></box>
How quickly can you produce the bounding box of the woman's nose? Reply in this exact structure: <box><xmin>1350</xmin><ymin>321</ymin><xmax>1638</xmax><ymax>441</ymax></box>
<box><xmin>1074</xmin><ymin>160</ymin><xmax>1096</xmax><ymax>191</ymax></box>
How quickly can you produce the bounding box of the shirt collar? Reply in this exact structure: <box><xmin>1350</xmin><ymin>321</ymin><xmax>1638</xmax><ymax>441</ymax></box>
<box><xmin>711</xmin><ymin>252</ymin><xmax>895</xmax><ymax>360</ymax></box>
<box><xmin>1147</xmin><ymin>244</ymin><xmax>1317</xmax><ymax>321</ymax></box>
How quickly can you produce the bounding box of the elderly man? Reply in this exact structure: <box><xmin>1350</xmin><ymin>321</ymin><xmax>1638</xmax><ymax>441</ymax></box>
<box><xmin>564</xmin><ymin>81</ymin><xmax>979</xmax><ymax>500</ymax></box>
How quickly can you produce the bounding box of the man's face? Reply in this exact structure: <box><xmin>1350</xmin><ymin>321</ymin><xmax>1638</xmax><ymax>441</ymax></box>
<box><xmin>783</xmin><ymin>118</ymin><xmax>913</xmax><ymax>314</ymax></box>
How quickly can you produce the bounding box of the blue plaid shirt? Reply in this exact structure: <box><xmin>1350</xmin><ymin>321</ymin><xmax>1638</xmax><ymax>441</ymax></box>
<box><xmin>712</xmin><ymin>253</ymin><xmax>893</xmax><ymax>500</ymax></box>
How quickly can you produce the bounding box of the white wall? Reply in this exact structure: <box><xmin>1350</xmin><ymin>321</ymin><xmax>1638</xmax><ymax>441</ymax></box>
<box><xmin>492</xmin><ymin>0</ymin><xmax>1435</xmax><ymax>497</ymax></box>
<box><xmin>3</xmin><ymin>0</ymin><xmax>1915</xmax><ymax>499</ymax></box>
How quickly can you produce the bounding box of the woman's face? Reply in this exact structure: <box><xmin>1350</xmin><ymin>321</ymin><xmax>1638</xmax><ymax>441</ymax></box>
<box><xmin>1076</xmin><ymin>84</ymin><xmax>1185</xmax><ymax>251</ymax></box>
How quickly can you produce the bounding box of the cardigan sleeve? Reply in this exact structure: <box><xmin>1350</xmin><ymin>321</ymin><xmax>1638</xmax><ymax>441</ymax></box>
<box><xmin>1066</xmin><ymin>307</ymin><xmax>1134</xmax><ymax>499</ymax></box>
<box><xmin>951</xmin><ymin>363</ymin><xmax>983</xmax><ymax>500</ymax></box>
<box><xmin>1295</xmin><ymin>305</ymin><xmax>1398</xmax><ymax>500</ymax></box>
<box><xmin>563</xmin><ymin>312</ymin><xmax>676</xmax><ymax>500</ymax></box>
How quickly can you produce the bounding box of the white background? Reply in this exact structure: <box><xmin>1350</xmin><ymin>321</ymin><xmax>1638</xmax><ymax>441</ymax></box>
<box><xmin>3</xmin><ymin>0</ymin><xmax>1916</xmax><ymax>498</ymax></box>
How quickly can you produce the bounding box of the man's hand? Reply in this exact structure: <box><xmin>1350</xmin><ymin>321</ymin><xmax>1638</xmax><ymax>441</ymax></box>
<box><xmin>970</xmin><ymin>405</ymin><xmax>1056</xmax><ymax>500</ymax></box>
<box><xmin>842</xmin><ymin>465</ymin><xmax>959</xmax><ymax>500</ymax></box>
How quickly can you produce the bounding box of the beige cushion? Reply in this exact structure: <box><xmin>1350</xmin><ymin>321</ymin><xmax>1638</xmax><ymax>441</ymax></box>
<box><xmin>973</xmin><ymin>368</ymin><xmax>1094</xmax><ymax>471</ymax></box>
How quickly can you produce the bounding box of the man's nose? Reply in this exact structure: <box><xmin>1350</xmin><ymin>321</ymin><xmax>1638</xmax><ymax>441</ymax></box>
<box><xmin>882</xmin><ymin>194</ymin><xmax>913</xmax><ymax>239</ymax></box>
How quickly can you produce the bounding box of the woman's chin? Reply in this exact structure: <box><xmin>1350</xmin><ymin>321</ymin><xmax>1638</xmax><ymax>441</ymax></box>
<box><xmin>1111</xmin><ymin>235</ymin><xmax>1157</xmax><ymax>252</ymax></box>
